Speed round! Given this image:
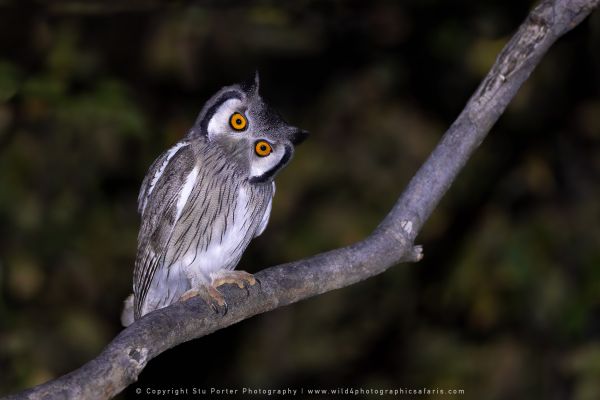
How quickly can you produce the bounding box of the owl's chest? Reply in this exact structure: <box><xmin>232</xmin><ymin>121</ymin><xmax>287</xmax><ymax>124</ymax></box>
<box><xmin>169</xmin><ymin>180</ymin><xmax>272</xmax><ymax>276</ymax></box>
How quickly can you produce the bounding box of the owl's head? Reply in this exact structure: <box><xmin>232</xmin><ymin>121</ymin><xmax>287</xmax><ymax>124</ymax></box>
<box><xmin>188</xmin><ymin>73</ymin><xmax>308</xmax><ymax>183</ymax></box>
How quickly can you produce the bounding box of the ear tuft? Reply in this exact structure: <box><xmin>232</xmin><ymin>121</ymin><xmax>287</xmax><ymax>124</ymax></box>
<box><xmin>253</xmin><ymin>70</ymin><xmax>260</xmax><ymax>91</ymax></box>
<box><xmin>240</xmin><ymin>70</ymin><xmax>260</xmax><ymax>96</ymax></box>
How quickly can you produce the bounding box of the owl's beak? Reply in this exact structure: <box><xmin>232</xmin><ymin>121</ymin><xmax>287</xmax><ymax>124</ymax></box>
<box><xmin>289</xmin><ymin>129</ymin><xmax>309</xmax><ymax>145</ymax></box>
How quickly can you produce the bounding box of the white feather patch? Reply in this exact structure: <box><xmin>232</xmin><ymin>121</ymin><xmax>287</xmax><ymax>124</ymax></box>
<box><xmin>148</xmin><ymin>141</ymin><xmax>188</xmax><ymax>196</ymax></box>
<box><xmin>142</xmin><ymin>141</ymin><xmax>189</xmax><ymax>213</ymax></box>
<box><xmin>175</xmin><ymin>165</ymin><xmax>198</xmax><ymax>222</ymax></box>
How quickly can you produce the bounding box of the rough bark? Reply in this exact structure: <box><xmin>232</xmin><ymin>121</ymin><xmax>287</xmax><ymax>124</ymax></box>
<box><xmin>5</xmin><ymin>0</ymin><xmax>598</xmax><ymax>398</ymax></box>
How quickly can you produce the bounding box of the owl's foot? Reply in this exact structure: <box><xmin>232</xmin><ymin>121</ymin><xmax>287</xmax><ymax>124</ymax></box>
<box><xmin>179</xmin><ymin>286</ymin><xmax>227</xmax><ymax>314</ymax></box>
<box><xmin>210</xmin><ymin>270</ymin><xmax>259</xmax><ymax>312</ymax></box>
<box><xmin>211</xmin><ymin>270</ymin><xmax>257</xmax><ymax>292</ymax></box>
<box><xmin>179</xmin><ymin>289</ymin><xmax>199</xmax><ymax>302</ymax></box>
<box><xmin>179</xmin><ymin>271</ymin><xmax>258</xmax><ymax>315</ymax></box>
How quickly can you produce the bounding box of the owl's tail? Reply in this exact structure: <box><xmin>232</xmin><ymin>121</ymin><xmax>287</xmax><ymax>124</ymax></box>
<box><xmin>121</xmin><ymin>294</ymin><xmax>135</xmax><ymax>327</ymax></box>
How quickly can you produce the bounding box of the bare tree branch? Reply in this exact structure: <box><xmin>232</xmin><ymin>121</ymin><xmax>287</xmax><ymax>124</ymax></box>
<box><xmin>5</xmin><ymin>0</ymin><xmax>598</xmax><ymax>398</ymax></box>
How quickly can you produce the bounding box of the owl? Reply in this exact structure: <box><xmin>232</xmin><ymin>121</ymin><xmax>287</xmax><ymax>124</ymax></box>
<box><xmin>121</xmin><ymin>73</ymin><xmax>307</xmax><ymax>326</ymax></box>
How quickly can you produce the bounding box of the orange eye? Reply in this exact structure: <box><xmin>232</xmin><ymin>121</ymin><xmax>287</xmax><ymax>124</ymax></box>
<box><xmin>255</xmin><ymin>140</ymin><xmax>272</xmax><ymax>157</ymax></box>
<box><xmin>229</xmin><ymin>112</ymin><xmax>247</xmax><ymax>131</ymax></box>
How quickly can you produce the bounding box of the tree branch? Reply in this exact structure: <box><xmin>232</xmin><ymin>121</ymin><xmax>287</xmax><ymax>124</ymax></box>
<box><xmin>5</xmin><ymin>0</ymin><xmax>598</xmax><ymax>398</ymax></box>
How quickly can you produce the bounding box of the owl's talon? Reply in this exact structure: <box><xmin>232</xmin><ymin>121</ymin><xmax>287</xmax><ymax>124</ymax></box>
<box><xmin>210</xmin><ymin>301</ymin><xmax>228</xmax><ymax>315</ymax></box>
<box><xmin>208</xmin><ymin>296</ymin><xmax>228</xmax><ymax>315</ymax></box>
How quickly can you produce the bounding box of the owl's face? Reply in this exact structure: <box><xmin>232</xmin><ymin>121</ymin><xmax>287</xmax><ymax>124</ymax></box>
<box><xmin>188</xmin><ymin>74</ymin><xmax>308</xmax><ymax>183</ymax></box>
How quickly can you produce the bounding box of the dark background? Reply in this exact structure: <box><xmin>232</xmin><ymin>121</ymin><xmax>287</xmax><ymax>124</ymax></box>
<box><xmin>1</xmin><ymin>1</ymin><xmax>599</xmax><ymax>399</ymax></box>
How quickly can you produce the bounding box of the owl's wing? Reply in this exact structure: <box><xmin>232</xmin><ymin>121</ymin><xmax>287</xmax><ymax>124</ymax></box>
<box><xmin>254</xmin><ymin>182</ymin><xmax>275</xmax><ymax>237</ymax></box>
<box><xmin>133</xmin><ymin>141</ymin><xmax>196</xmax><ymax>319</ymax></box>
<box><xmin>138</xmin><ymin>141</ymin><xmax>190</xmax><ymax>215</ymax></box>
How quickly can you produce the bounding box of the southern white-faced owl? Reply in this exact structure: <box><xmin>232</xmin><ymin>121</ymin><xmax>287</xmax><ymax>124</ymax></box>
<box><xmin>121</xmin><ymin>74</ymin><xmax>307</xmax><ymax>326</ymax></box>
